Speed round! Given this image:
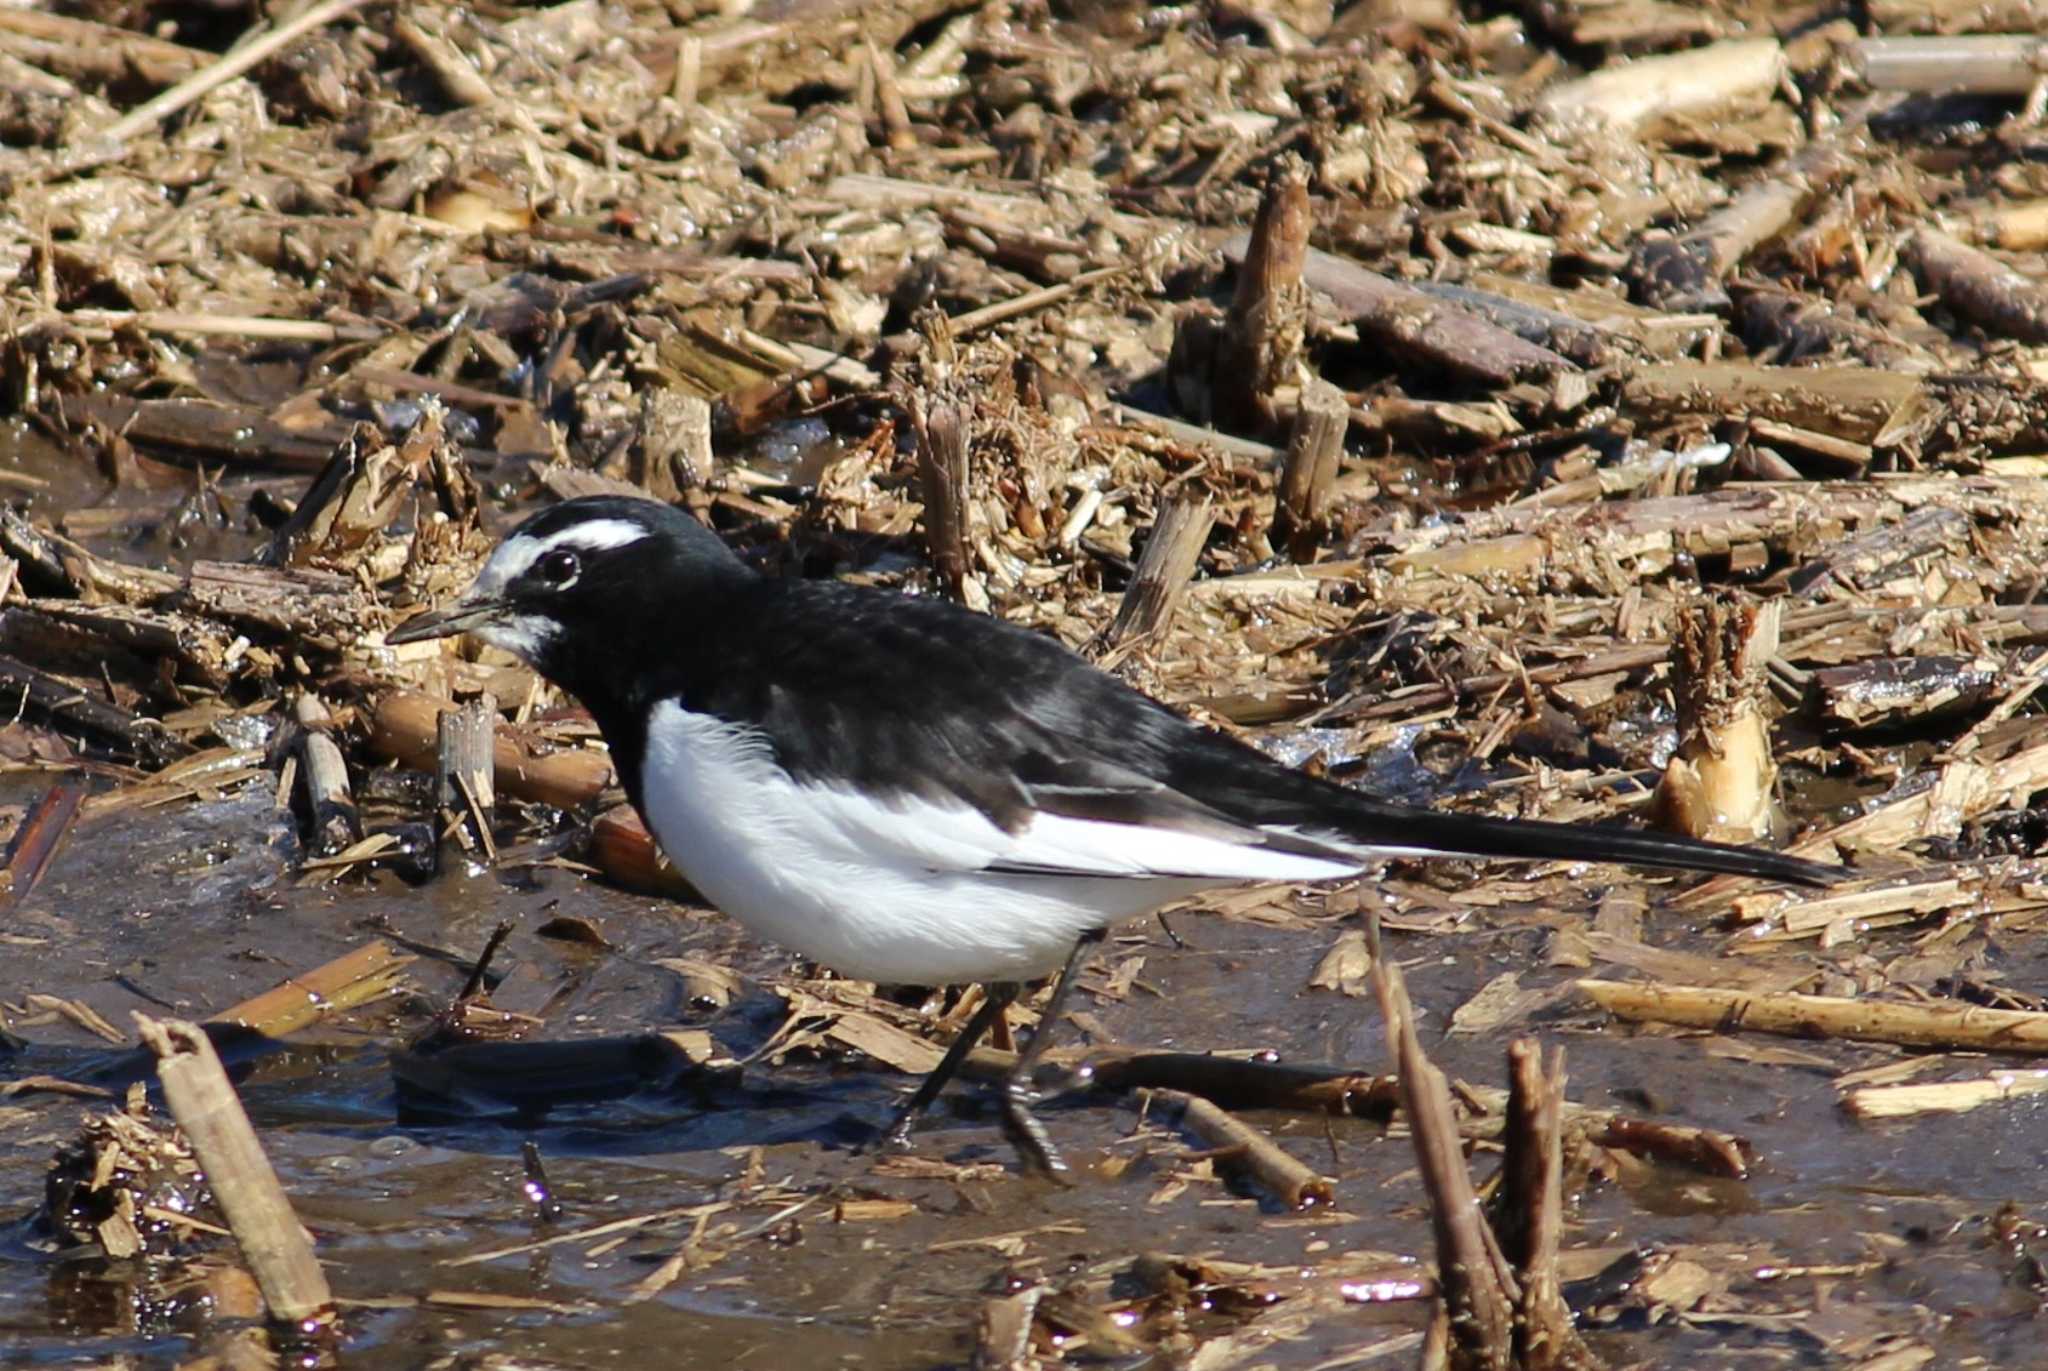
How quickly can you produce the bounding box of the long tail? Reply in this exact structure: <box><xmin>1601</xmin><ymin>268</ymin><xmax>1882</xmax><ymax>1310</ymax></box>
<box><xmin>1329</xmin><ymin>794</ymin><xmax>1841</xmax><ymax>888</ymax></box>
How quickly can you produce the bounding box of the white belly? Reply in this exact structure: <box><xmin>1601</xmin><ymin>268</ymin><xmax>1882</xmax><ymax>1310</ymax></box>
<box><xmin>637</xmin><ymin>703</ymin><xmax>1222</xmax><ymax>983</ymax></box>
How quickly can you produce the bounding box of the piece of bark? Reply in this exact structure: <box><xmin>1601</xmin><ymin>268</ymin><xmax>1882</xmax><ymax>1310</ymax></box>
<box><xmin>1627</xmin><ymin>136</ymin><xmax>1858</xmax><ymax>311</ymax></box>
<box><xmin>1272</xmin><ymin>379</ymin><xmax>1347</xmax><ymax>562</ymax></box>
<box><xmin>1224</xmin><ymin>237</ymin><xmax>1574</xmax><ymax>387</ymax></box>
<box><xmin>7</xmin><ymin>600</ymin><xmax>237</xmax><ymax>692</ymax></box>
<box><xmin>1102</xmin><ymin>496</ymin><xmax>1213</xmax><ymax>653</ymax></box>
<box><xmin>135</xmin><ymin>1015</ymin><xmax>335</xmax><ymax>1329</ymax></box>
<box><xmin>1905</xmin><ymin>227</ymin><xmax>2048</xmax><ymax>344</ymax></box>
<box><xmin>1652</xmin><ymin>597</ymin><xmax>1784</xmax><ymax>844</ymax></box>
<box><xmin>0</xmin><ymin>508</ymin><xmax>181</xmax><ymax>604</ymax></box>
<box><xmin>0</xmin><ymin>653</ymin><xmax>189</xmax><ymax>764</ymax></box>
<box><xmin>1783</xmin><ymin>505</ymin><xmax>1970</xmax><ymax>599</ymax></box>
<box><xmin>1732</xmin><ymin>284</ymin><xmax>1929</xmax><ymax>373</ymax></box>
<box><xmin>183</xmin><ymin>562</ymin><xmax>365</xmax><ymax>643</ymax></box>
<box><xmin>1806</xmin><ymin>656</ymin><xmax>2000</xmax><ymax>734</ymax></box>
<box><xmin>903</xmin><ymin>314</ymin><xmax>976</xmax><ymax>603</ymax></box>
<box><xmin>0</xmin><ymin>779</ymin><xmax>85</xmax><ymax>909</ymax></box>
<box><xmin>637</xmin><ymin>389</ymin><xmax>714</xmax><ymax>501</ymax></box>
<box><xmin>1622</xmin><ymin>363</ymin><xmax>1920</xmax><ymax>442</ymax></box>
<box><xmin>1213</xmin><ymin>164</ymin><xmax>1310</xmax><ymax>433</ymax></box>
<box><xmin>64</xmin><ymin>396</ymin><xmax>344</xmax><ymax>472</ymax></box>
<box><xmin>1406</xmin><ymin>281</ymin><xmax>1624</xmax><ymax>367</ymax></box>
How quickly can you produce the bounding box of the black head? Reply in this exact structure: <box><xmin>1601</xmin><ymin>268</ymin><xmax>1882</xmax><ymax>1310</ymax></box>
<box><xmin>387</xmin><ymin>496</ymin><xmax>750</xmax><ymax>690</ymax></box>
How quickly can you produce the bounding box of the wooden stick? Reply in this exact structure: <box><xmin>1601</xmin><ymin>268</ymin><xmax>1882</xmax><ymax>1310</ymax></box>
<box><xmin>391</xmin><ymin>12</ymin><xmax>495</xmax><ymax>108</ymax></box>
<box><xmin>906</xmin><ymin>319</ymin><xmax>974</xmax><ymax>602</ymax></box>
<box><xmin>1273</xmin><ymin>378</ymin><xmax>1347</xmax><ymax>562</ymax></box>
<box><xmin>135</xmin><ymin>1015</ymin><xmax>333</xmax><ymax>1327</ymax></box>
<box><xmin>1142</xmin><ymin>1087</ymin><xmax>1334</xmax><ymax>1210</ymax></box>
<box><xmin>1226</xmin><ymin>237</ymin><xmax>1573</xmax><ymax>386</ymax></box>
<box><xmin>1501</xmin><ymin>1041</ymin><xmax>1601</xmax><ymax>1368</ymax></box>
<box><xmin>1371</xmin><ymin>924</ymin><xmax>1518</xmax><ymax>1363</ymax></box>
<box><xmin>0</xmin><ymin>778</ymin><xmax>85</xmax><ymax>908</ymax></box>
<box><xmin>1905</xmin><ymin>227</ymin><xmax>2048</xmax><ymax>344</ymax></box>
<box><xmin>0</xmin><ymin>11</ymin><xmax>205</xmax><ymax>84</ymax></box>
<box><xmin>867</xmin><ymin>39</ymin><xmax>916</xmax><ymax>151</ymax></box>
<box><xmin>99</xmin><ymin>0</ymin><xmax>372</xmax><ymax>144</ymax></box>
<box><xmin>1581</xmin><ymin>979</ymin><xmax>2048</xmax><ymax>1054</ymax></box>
<box><xmin>1102</xmin><ymin>496</ymin><xmax>1213</xmax><ymax>653</ymax></box>
<box><xmin>947</xmin><ymin>264</ymin><xmax>1127</xmax><ymax>336</ymax></box>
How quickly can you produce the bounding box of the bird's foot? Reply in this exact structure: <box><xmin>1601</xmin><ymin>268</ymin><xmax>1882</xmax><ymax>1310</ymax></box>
<box><xmin>870</xmin><ymin>1103</ymin><xmax>922</xmax><ymax>1155</ymax></box>
<box><xmin>1000</xmin><ymin>1078</ymin><xmax>1072</xmax><ymax>1182</ymax></box>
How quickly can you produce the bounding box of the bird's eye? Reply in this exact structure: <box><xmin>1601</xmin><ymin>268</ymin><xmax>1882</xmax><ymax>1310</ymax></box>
<box><xmin>536</xmin><ymin>549</ymin><xmax>580</xmax><ymax>586</ymax></box>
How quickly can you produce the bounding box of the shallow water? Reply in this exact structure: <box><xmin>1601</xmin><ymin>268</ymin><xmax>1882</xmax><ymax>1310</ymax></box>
<box><xmin>6</xmin><ymin>777</ymin><xmax>2048</xmax><ymax>1368</ymax></box>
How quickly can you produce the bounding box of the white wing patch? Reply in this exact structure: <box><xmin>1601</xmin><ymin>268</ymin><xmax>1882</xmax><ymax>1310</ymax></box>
<box><xmin>638</xmin><ymin>703</ymin><xmax>1361</xmax><ymax>885</ymax></box>
<box><xmin>640</xmin><ymin>700</ymin><xmax>1380</xmax><ymax>982</ymax></box>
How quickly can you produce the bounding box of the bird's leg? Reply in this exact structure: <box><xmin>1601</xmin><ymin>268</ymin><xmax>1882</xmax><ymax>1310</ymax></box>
<box><xmin>880</xmin><ymin>980</ymin><xmax>1020</xmax><ymax>1152</ymax></box>
<box><xmin>998</xmin><ymin>927</ymin><xmax>1107</xmax><ymax>1177</ymax></box>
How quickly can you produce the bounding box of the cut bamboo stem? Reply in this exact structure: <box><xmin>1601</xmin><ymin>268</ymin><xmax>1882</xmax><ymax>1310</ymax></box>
<box><xmin>135</xmin><ymin>1015</ymin><xmax>334</xmax><ymax>1329</ymax></box>
<box><xmin>1652</xmin><ymin>596</ymin><xmax>1783</xmax><ymax>844</ymax></box>
<box><xmin>1856</xmin><ymin>36</ymin><xmax>2048</xmax><ymax>96</ymax></box>
<box><xmin>293</xmin><ymin>694</ymin><xmax>358</xmax><ymax>858</ymax></box>
<box><xmin>436</xmin><ymin>693</ymin><xmax>498</xmax><ymax>861</ymax></box>
<box><xmin>1581</xmin><ymin>979</ymin><xmax>2048</xmax><ymax>1054</ymax></box>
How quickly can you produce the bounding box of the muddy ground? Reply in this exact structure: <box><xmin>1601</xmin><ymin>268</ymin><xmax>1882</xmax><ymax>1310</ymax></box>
<box><xmin>8</xmin><ymin>0</ymin><xmax>2048</xmax><ymax>1367</ymax></box>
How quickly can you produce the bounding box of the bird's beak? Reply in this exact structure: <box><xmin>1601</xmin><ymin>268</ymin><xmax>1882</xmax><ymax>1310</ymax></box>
<box><xmin>385</xmin><ymin>595</ymin><xmax>503</xmax><ymax>645</ymax></box>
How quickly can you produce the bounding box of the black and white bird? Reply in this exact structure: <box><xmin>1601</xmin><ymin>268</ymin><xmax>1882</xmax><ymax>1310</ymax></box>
<box><xmin>389</xmin><ymin>495</ymin><xmax>1838</xmax><ymax>1171</ymax></box>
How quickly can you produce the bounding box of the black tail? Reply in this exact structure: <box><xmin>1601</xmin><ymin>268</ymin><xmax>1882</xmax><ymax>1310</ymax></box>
<box><xmin>1333</xmin><ymin>794</ymin><xmax>1841</xmax><ymax>888</ymax></box>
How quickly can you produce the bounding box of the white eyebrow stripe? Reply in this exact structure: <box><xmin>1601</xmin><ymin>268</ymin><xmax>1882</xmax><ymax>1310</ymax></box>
<box><xmin>474</xmin><ymin>518</ymin><xmax>649</xmax><ymax>593</ymax></box>
<box><xmin>528</xmin><ymin>518</ymin><xmax>650</xmax><ymax>555</ymax></box>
